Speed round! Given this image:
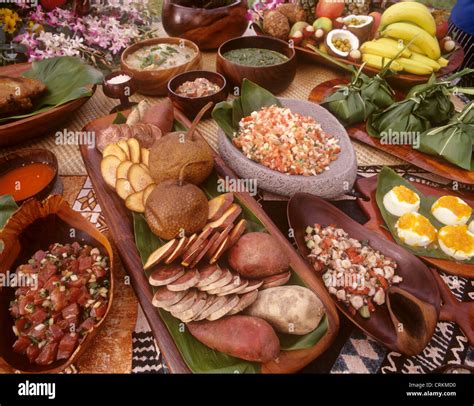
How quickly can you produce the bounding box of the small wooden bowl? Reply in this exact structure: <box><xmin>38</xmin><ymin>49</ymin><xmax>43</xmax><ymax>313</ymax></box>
<box><xmin>0</xmin><ymin>149</ymin><xmax>58</xmax><ymax>205</ymax></box>
<box><xmin>103</xmin><ymin>71</ymin><xmax>137</xmax><ymax>99</ymax></box>
<box><xmin>162</xmin><ymin>0</ymin><xmax>249</xmax><ymax>50</ymax></box>
<box><xmin>216</xmin><ymin>35</ymin><xmax>297</xmax><ymax>94</ymax></box>
<box><xmin>120</xmin><ymin>37</ymin><xmax>202</xmax><ymax>96</ymax></box>
<box><xmin>168</xmin><ymin>70</ymin><xmax>228</xmax><ymax>119</ymax></box>
<box><xmin>0</xmin><ymin>195</ymin><xmax>114</xmax><ymax>373</ymax></box>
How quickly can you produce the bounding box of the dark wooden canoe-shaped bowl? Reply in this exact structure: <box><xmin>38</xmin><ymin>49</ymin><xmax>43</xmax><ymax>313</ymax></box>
<box><xmin>0</xmin><ymin>149</ymin><xmax>58</xmax><ymax>205</ymax></box>
<box><xmin>216</xmin><ymin>35</ymin><xmax>297</xmax><ymax>95</ymax></box>
<box><xmin>162</xmin><ymin>0</ymin><xmax>249</xmax><ymax>50</ymax></box>
<box><xmin>308</xmin><ymin>78</ymin><xmax>474</xmax><ymax>185</ymax></box>
<box><xmin>252</xmin><ymin>23</ymin><xmax>465</xmax><ymax>90</ymax></box>
<box><xmin>288</xmin><ymin>193</ymin><xmax>440</xmax><ymax>356</ymax></box>
<box><xmin>80</xmin><ymin>107</ymin><xmax>340</xmax><ymax>374</ymax></box>
<box><xmin>0</xmin><ymin>195</ymin><xmax>114</xmax><ymax>373</ymax></box>
<box><xmin>355</xmin><ymin>175</ymin><xmax>474</xmax><ymax>279</ymax></box>
<box><xmin>0</xmin><ymin>63</ymin><xmax>95</xmax><ymax>148</ymax></box>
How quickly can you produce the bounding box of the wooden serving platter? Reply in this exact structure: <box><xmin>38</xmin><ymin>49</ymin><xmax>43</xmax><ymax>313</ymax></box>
<box><xmin>252</xmin><ymin>23</ymin><xmax>465</xmax><ymax>89</ymax></box>
<box><xmin>289</xmin><ymin>193</ymin><xmax>474</xmax><ymax>349</ymax></box>
<box><xmin>288</xmin><ymin>193</ymin><xmax>440</xmax><ymax>355</ymax></box>
<box><xmin>0</xmin><ymin>63</ymin><xmax>95</xmax><ymax>148</ymax></box>
<box><xmin>309</xmin><ymin>78</ymin><xmax>474</xmax><ymax>185</ymax></box>
<box><xmin>355</xmin><ymin>175</ymin><xmax>474</xmax><ymax>279</ymax></box>
<box><xmin>80</xmin><ymin>108</ymin><xmax>340</xmax><ymax>373</ymax></box>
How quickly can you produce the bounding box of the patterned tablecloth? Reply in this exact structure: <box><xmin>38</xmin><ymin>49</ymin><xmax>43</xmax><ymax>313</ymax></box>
<box><xmin>1</xmin><ymin>26</ymin><xmax>472</xmax><ymax>374</ymax></box>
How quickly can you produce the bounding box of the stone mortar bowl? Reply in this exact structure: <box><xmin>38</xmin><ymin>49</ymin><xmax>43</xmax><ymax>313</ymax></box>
<box><xmin>217</xmin><ymin>98</ymin><xmax>357</xmax><ymax>198</ymax></box>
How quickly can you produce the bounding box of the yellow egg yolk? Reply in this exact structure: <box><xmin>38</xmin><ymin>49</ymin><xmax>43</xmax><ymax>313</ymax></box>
<box><xmin>397</xmin><ymin>213</ymin><xmax>437</xmax><ymax>240</ymax></box>
<box><xmin>432</xmin><ymin>196</ymin><xmax>472</xmax><ymax>220</ymax></box>
<box><xmin>439</xmin><ymin>225</ymin><xmax>474</xmax><ymax>253</ymax></box>
<box><xmin>393</xmin><ymin>185</ymin><xmax>419</xmax><ymax>204</ymax></box>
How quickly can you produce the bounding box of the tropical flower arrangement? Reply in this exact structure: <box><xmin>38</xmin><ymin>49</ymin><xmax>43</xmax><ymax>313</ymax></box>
<box><xmin>0</xmin><ymin>1</ymin><xmax>159</xmax><ymax>70</ymax></box>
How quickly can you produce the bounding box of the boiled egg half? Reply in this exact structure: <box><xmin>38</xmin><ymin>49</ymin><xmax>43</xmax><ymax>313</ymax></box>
<box><xmin>383</xmin><ymin>185</ymin><xmax>420</xmax><ymax>217</ymax></box>
<box><xmin>395</xmin><ymin>212</ymin><xmax>437</xmax><ymax>247</ymax></box>
<box><xmin>431</xmin><ymin>196</ymin><xmax>472</xmax><ymax>226</ymax></box>
<box><xmin>438</xmin><ymin>224</ymin><xmax>474</xmax><ymax>261</ymax></box>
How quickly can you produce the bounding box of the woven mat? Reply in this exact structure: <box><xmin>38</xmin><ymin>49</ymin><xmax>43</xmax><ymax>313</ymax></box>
<box><xmin>0</xmin><ymin>27</ymin><xmax>407</xmax><ymax>175</ymax></box>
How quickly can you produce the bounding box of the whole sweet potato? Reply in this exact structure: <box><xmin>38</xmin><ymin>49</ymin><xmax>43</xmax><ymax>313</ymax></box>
<box><xmin>187</xmin><ymin>315</ymin><xmax>280</xmax><ymax>363</ymax></box>
<box><xmin>228</xmin><ymin>232</ymin><xmax>290</xmax><ymax>279</ymax></box>
<box><xmin>142</xmin><ymin>98</ymin><xmax>174</xmax><ymax>135</ymax></box>
<box><xmin>245</xmin><ymin>286</ymin><xmax>325</xmax><ymax>335</ymax></box>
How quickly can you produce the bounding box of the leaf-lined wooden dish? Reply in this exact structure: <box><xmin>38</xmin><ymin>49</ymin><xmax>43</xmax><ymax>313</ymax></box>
<box><xmin>355</xmin><ymin>169</ymin><xmax>474</xmax><ymax>279</ymax></box>
<box><xmin>80</xmin><ymin>108</ymin><xmax>340</xmax><ymax>373</ymax></box>
<box><xmin>0</xmin><ymin>58</ymin><xmax>101</xmax><ymax>147</ymax></box>
<box><xmin>308</xmin><ymin>78</ymin><xmax>474</xmax><ymax>185</ymax></box>
<box><xmin>0</xmin><ymin>195</ymin><xmax>114</xmax><ymax>373</ymax></box>
<box><xmin>133</xmin><ymin>172</ymin><xmax>329</xmax><ymax>373</ymax></box>
<box><xmin>288</xmin><ymin>193</ymin><xmax>440</xmax><ymax>356</ymax></box>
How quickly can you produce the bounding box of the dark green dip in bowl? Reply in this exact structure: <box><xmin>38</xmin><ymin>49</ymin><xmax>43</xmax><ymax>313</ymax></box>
<box><xmin>223</xmin><ymin>48</ymin><xmax>288</xmax><ymax>66</ymax></box>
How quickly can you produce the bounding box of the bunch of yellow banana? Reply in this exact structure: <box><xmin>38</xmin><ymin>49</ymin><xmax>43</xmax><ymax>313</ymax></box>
<box><xmin>380</xmin><ymin>1</ymin><xmax>436</xmax><ymax>36</ymax></box>
<box><xmin>360</xmin><ymin>38</ymin><xmax>411</xmax><ymax>59</ymax></box>
<box><xmin>381</xmin><ymin>22</ymin><xmax>440</xmax><ymax>60</ymax></box>
<box><xmin>358</xmin><ymin>1</ymin><xmax>445</xmax><ymax>75</ymax></box>
<box><xmin>362</xmin><ymin>54</ymin><xmax>403</xmax><ymax>71</ymax></box>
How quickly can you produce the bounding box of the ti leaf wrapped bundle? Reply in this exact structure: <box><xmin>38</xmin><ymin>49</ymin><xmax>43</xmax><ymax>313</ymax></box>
<box><xmin>367</xmin><ymin>95</ymin><xmax>431</xmax><ymax>138</ymax></box>
<box><xmin>308</xmin><ymin>44</ymin><xmax>395</xmax><ymax>127</ymax></box>
<box><xmin>368</xmin><ymin>68</ymin><xmax>474</xmax><ymax>138</ymax></box>
<box><xmin>416</xmin><ymin>101</ymin><xmax>474</xmax><ymax>170</ymax></box>
<box><xmin>321</xmin><ymin>67</ymin><xmax>368</xmax><ymax>127</ymax></box>
<box><xmin>360</xmin><ymin>74</ymin><xmax>395</xmax><ymax>118</ymax></box>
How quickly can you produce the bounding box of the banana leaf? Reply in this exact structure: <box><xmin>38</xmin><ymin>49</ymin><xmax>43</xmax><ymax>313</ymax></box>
<box><xmin>376</xmin><ymin>167</ymin><xmax>474</xmax><ymax>264</ymax></box>
<box><xmin>407</xmin><ymin>75</ymin><xmax>454</xmax><ymax>127</ymax></box>
<box><xmin>212</xmin><ymin>79</ymin><xmax>281</xmax><ymax>138</ymax></box>
<box><xmin>367</xmin><ymin>97</ymin><xmax>431</xmax><ymax>138</ymax></box>
<box><xmin>0</xmin><ymin>56</ymin><xmax>103</xmax><ymax>123</ymax></box>
<box><xmin>132</xmin><ymin>147</ymin><xmax>328</xmax><ymax>373</ymax></box>
<box><xmin>411</xmin><ymin>82</ymin><xmax>454</xmax><ymax>126</ymax></box>
<box><xmin>416</xmin><ymin>102</ymin><xmax>474</xmax><ymax>170</ymax></box>
<box><xmin>369</xmin><ymin>69</ymin><xmax>474</xmax><ymax>139</ymax></box>
<box><xmin>0</xmin><ymin>194</ymin><xmax>18</xmax><ymax>229</ymax></box>
<box><xmin>323</xmin><ymin>72</ymin><xmax>395</xmax><ymax>127</ymax></box>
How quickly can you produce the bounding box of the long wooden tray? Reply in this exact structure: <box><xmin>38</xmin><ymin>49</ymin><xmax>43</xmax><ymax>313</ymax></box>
<box><xmin>308</xmin><ymin>78</ymin><xmax>474</xmax><ymax>185</ymax></box>
<box><xmin>355</xmin><ymin>175</ymin><xmax>474</xmax><ymax>279</ymax></box>
<box><xmin>252</xmin><ymin>23</ymin><xmax>465</xmax><ymax>89</ymax></box>
<box><xmin>80</xmin><ymin>108</ymin><xmax>340</xmax><ymax>373</ymax></box>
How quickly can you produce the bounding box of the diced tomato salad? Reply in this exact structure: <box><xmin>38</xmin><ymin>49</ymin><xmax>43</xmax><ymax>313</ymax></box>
<box><xmin>9</xmin><ymin>243</ymin><xmax>110</xmax><ymax>366</ymax></box>
<box><xmin>233</xmin><ymin>105</ymin><xmax>341</xmax><ymax>176</ymax></box>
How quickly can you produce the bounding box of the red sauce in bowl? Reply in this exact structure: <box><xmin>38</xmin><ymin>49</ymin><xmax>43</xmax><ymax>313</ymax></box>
<box><xmin>0</xmin><ymin>162</ymin><xmax>55</xmax><ymax>202</ymax></box>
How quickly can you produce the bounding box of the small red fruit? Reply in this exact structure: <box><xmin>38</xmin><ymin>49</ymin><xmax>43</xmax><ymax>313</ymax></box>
<box><xmin>289</xmin><ymin>30</ymin><xmax>304</xmax><ymax>46</ymax></box>
<box><xmin>440</xmin><ymin>36</ymin><xmax>456</xmax><ymax>53</ymax></box>
<box><xmin>436</xmin><ymin>21</ymin><xmax>449</xmax><ymax>40</ymax></box>
<box><xmin>303</xmin><ymin>25</ymin><xmax>315</xmax><ymax>38</ymax></box>
<box><xmin>369</xmin><ymin>11</ymin><xmax>382</xmax><ymax>37</ymax></box>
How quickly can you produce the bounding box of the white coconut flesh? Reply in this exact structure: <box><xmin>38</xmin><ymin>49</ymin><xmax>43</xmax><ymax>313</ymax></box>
<box><xmin>326</xmin><ymin>29</ymin><xmax>360</xmax><ymax>58</ymax></box>
<box><xmin>343</xmin><ymin>15</ymin><xmax>374</xmax><ymax>28</ymax></box>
